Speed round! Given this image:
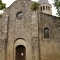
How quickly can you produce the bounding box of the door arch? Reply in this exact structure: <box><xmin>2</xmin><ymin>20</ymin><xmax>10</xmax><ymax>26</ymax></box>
<box><xmin>15</xmin><ymin>45</ymin><xmax>26</xmax><ymax>60</ymax></box>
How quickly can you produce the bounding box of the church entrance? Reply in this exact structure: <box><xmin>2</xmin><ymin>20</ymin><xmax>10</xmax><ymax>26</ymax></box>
<box><xmin>16</xmin><ymin>45</ymin><xmax>26</xmax><ymax>60</ymax></box>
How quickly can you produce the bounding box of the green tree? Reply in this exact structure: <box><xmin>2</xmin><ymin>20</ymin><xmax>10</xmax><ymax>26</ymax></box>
<box><xmin>30</xmin><ymin>1</ymin><xmax>39</xmax><ymax>11</ymax></box>
<box><xmin>54</xmin><ymin>0</ymin><xmax>60</xmax><ymax>16</ymax></box>
<box><xmin>0</xmin><ymin>0</ymin><xmax>6</xmax><ymax>10</ymax></box>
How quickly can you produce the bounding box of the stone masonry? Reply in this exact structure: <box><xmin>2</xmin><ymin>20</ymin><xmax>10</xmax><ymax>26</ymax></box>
<box><xmin>0</xmin><ymin>0</ymin><xmax>60</xmax><ymax>60</ymax></box>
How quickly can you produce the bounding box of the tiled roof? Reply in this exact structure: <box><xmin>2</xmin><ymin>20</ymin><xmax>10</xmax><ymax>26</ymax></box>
<box><xmin>39</xmin><ymin>0</ymin><xmax>49</xmax><ymax>4</ymax></box>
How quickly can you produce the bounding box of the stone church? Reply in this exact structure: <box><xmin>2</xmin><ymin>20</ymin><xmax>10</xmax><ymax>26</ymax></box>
<box><xmin>0</xmin><ymin>0</ymin><xmax>60</xmax><ymax>60</ymax></box>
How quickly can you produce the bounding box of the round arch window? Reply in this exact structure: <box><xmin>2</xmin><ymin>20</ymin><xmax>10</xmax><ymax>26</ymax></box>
<box><xmin>16</xmin><ymin>11</ymin><xmax>23</xmax><ymax>20</ymax></box>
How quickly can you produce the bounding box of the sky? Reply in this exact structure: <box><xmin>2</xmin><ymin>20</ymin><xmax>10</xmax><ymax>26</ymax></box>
<box><xmin>2</xmin><ymin>0</ymin><xmax>57</xmax><ymax>16</ymax></box>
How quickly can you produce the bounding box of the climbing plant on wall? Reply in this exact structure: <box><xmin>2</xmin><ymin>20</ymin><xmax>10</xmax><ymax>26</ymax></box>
<box><xmin>30</xmin><ymin>1</ymin><xmax>39</xmax><ymax>11</ymax></box>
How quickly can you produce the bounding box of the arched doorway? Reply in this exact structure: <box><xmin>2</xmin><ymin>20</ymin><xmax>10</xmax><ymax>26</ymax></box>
<box><xmin>15</xmin><ymin>45</ymin><xmax>26</xmax><ymax>60</ymax></box>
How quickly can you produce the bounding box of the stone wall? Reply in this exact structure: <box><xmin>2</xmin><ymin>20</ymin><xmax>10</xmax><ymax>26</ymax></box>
<box><xmin>40</xmin><ymin>13</ymin><xmax>60</xmax><ymax>60</ymax></box>
<box><xmin>0</xmin><ymin>13</ymin><xmax>9</xmax><ymax>60</ymax></box>
<box><xmin>0</xmin><ymin>0</ymin><xmax>60</xmax><ymax>60</ymax></box>
<box><xmin>3</xmin><ymin>0</ymin><xmax>39</xmax><ymax>60</ymax></box>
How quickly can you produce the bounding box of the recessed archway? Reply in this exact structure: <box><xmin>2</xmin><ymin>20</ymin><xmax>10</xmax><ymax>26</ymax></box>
<box><xmin>14</xmin><ymin>38</ymin><xmax>26</xmax><ymax>60</ymax></box>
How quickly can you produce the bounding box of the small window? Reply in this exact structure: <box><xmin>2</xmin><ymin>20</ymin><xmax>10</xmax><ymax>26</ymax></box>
<box><xmin>46</xmin><ymin>6</ymin><xmax>47</xmax><ymax>10</ymax></box>
<box><xmin>16</xmin><ymin>11</ymin><xmax>23</xmax><ymax>20</ymax></box>
<box><xmin>44</xmin><ymin>27</ymin><xmax>49</xmax><ymax>38</ymax></box>
<box><xmin>43</xmin><ymin>6</ymin><xmax>45</xmax><ymax>10</ymax></box>
<box><xmin>41</xmin><ymin>6</ymin><xmax>42</xmax><ymax>11</ymax></box>
<box><xmin>48</xmin><ymin>6</ymin><xmax>50</xmax><ymax>10</ymax></box>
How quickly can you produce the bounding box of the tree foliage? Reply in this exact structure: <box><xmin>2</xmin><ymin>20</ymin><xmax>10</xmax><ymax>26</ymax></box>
<box><xmin>30</xmin><ymin>1</ymin><xmax>39</xmax><ymax>11</ymax></box>
<box><xmin>0</xmin><ymin>0</ymin><xmax>6</xmax><ymax>10</ymax></box>
<box><xmin>54</xmin><ymin>0</ymin><xmax>60</xmax><ymax>16</ymax></box>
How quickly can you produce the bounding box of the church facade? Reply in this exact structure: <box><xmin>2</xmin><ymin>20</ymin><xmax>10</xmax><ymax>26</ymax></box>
<box><xmin>0</xmin><ymin>0</ymin><xmax>60</xmax><ymax>60</ymax></box>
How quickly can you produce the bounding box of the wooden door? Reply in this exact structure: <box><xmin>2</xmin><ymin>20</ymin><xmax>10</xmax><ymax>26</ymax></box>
<box><xmin>16</xmin><ymin>45</ymin><xmax>26</xmax><ymax>60</ymax></box>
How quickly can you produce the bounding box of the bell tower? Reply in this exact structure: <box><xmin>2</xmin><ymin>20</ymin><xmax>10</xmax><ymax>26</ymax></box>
<box><xmin>39</xmin><ymin>0</ymin><xmax>52</xmax><ymax>15</ymax></box>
